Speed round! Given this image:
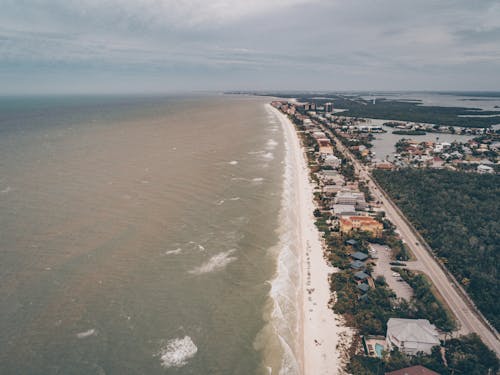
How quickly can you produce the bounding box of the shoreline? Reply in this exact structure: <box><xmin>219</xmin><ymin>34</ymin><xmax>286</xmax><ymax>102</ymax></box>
<box><xmin>271</xmin><ymin>105</ymin><xmax>349</xmax><ymax>375</ymax></box>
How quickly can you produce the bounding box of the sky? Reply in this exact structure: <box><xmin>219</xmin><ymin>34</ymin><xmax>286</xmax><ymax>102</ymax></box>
<box><xmin>1</xmin><ymin>0</ymin><xmax>499</xmax><ymax>94</ymax></box>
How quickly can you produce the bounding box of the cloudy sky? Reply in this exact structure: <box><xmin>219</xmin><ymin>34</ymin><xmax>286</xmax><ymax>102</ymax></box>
<box><xmin>1</xmin><ymin>0</ymin><xmax>499</xmax><ymax>94</ymax></box>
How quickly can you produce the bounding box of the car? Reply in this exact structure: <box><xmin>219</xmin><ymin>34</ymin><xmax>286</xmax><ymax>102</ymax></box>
<box><xmin>392</xmin><ymin>272</ymin><xmax>400</xmax><ymax>277</ymax></box>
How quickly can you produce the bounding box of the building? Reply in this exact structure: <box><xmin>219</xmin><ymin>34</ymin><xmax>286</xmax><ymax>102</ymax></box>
<box><xmin>351</xmin><ymin>260</ymin><xmax>366</xmax><ymax>270</ymax></box>
<box><xmin>323</xmin><ymin>185</ymin><xmax>343</xmax><ymax>196</ymax></box>
<box><xmin>357</xmin><ymin>283</ymin><xmax>370</xmax><ymax>293</ymax></box>
<box><xmin>318</xmin><ymin>139</ymin><xmax>334</xmax><ymax>155</ymax></box>
<box><xmin>332</xmin><ymin>204</ymin><xmax>356</xmax><ymax>215</ymax></box>
<box><xmin>324</xmin><ymin>102</ymin><xmax>333</xmax><ymax>113</ymax></box>
<box><xmin>312</xmin><ymin>131</ymin><xmax>327</xmax><ymax>139</ymax></box>
<box><xmin>351</xmin><ymin>251</ymin><xmax>369</xmax><ymax>261</ymax></box>
<box><xmin>335</xmin><ymin>190</ymin><xmax>365</xmax><ymax>205</ymax></box>
<box><xmin>354</xmin><ymin>271</ymin><xmax>369</xmax><ymax>280</ymax></box>
<box><xmin>477</xmin><ymin>164</ymin><xmax>494</xmax><ymax>174</ymax></box>
<box><xmin>323</xmin><ymin>154</ymin><xmax>341</xmax><ymax>168</ymax></box>
<box><xmin>319</xmin><ymin>171</ymin><xmax>345</xmax><ymax>186</ymax></box>
<box><xmin>386</xmin><ymin>318</ymin><xmax>440</xmax><ymax>355</ymax></box>
<box><xmin>375</xmin><ymin>162</ymin><xmax>394</xmax><ymax>170</ymax></box>
<box><xmin>340</xmin><ymin>216</ymin><xmax>383</xmax><ymax>237</ymax></box>
<box><xmin>385</xmin><ymin>365</ymin><xmax>440</xmax><ymax>375</ymax></box>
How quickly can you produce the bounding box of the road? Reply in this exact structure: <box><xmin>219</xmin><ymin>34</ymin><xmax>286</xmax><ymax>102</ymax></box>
<box><xmin>322</xmin><ymin>125</ymin><xmax>500</xmax><ymax>357</ymax></box>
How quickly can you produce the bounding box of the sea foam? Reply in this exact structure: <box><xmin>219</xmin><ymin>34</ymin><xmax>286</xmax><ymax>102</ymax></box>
<box><xmin>262</xmin><ymin>152</ymin><xmax>275</xmax><ymax>160</ymax></box>
<box><xmin>189</xmin><ymin>249</ymin><xmax>237</xmax><ymax>275</ymax></box>
<box><xmin>165</xmin><ymin>248</ymin><xmax>182</xmax><ymax>255</ymax></box>
<box><xmin>266</xmin><ymin>139</ymin><xmax>278</xmax><ymax>150</ymax></box>
<box><xmin>76</xmin><ymin>328</ymin><xmax>97</xmax><ymax>339</ymax></box>
<box><xmin>259</xmin><ymin>104</ymin><xmax>301</xmax><ymax>375</ymax></box>
<box><xmin>156</xmin><ymin>336</ymin><xmax>198</xmax><ymax>368</ymax></box>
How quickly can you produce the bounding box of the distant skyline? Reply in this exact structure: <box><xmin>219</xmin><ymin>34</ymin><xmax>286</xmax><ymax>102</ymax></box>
<box><xmin>1</xmin><ymin>0</ymin><xmax>499</xmax><ymax>94</ymax></box>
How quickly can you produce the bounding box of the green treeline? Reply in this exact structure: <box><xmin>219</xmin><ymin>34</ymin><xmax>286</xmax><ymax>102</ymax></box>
<box><xmin>392</xmin><ymin>130</ymin><xmax>427</xmax><ymax>135</ymax></box>
<box><xmin>373</xmin><ymin>169</ymin><xmax>500</xmax><ymax>330</ymax></box>
<box><xmin>300</xmin><ymin>96</ymin><xmax>500</xmax><ymax>128</ymax></box>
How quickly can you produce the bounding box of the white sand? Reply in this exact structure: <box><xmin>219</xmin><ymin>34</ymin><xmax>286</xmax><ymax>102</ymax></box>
<box><xmin>272</xmin><ymin>105</ymin><xmax>350</xmax><ymax>375</ymax></box>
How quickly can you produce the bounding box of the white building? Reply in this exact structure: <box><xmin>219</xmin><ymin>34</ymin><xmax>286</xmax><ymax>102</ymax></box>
<box><xmin>335</xmin><ymin>190</ymin><xmax>365</xmax><ymax>205</ymax></box>
<box><xmin>477</xmin><ymin>164</ymin><xmax>494</xmax><ymax>174</ymax></box>
<box><xmin>386</xmin><ymin>318</ymin><xmax>440</xmax><ymax>355</ymax></box>
<box><xmin>323</xmin><ymin>155</ymin><xmax>341</xmax><ymax>168</ymax></box>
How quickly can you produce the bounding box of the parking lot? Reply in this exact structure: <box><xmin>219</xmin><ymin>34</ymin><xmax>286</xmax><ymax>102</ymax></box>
<box><xmin>371</xmin><ymin>243</ymin><xmax>413</xmax><ymax>301</ymax></box>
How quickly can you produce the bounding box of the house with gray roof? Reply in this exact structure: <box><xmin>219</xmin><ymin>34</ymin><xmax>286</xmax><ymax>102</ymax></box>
<box><xmin>354</xmin><ymin>271</ymin><xmax>369</xmax><ymax>280</ymax></box>
<box><xmin>386</xmin><ymin>318</ymin><xmax>440</xmax><ymax>355</ymax></box>
<box><xmin>350</xmin><ymin>260</ymin><xmax>365</xmax><ymax>270</ymax></box>
<box><xmin>351</xmin><ymin>251</ymin><xmax>369</xmax><ymax>261</ymax></box>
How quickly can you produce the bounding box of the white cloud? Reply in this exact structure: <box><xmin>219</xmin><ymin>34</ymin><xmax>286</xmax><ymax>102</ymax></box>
<box><xmin>0</xmin><ymin>0</ymin><xmax>499</xmax><ymax>92</ymax></box>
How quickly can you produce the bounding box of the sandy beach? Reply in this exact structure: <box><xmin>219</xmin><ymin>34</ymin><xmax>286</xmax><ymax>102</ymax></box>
<box><xmin>272</xmin><ymin>105</ymin><xmax>349</xmax><ymax>375</ymax></box>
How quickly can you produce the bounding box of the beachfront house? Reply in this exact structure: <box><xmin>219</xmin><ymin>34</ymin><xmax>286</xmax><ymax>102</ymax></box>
<box><xmin>357</xmin><ymin>283</ymin><xmax>370</xmax><ymax>293</ymax></box>
<box><xmin>351</xmin><ymin>251</ymin><xmax>369</xmax><ymax>261</ymax></box>
<box><xmin>332</xmin><ymin>204</ymin><xmax>356</xmax><ymax>215</ymax></box>
<box><xmin>350</xmin><ymin>260</ymin><xmax>366</xmax><ymax>270</ymax></box>
<box><xmin>335</xmin><ymin>191</ymin><xmax>365</xmax><ymax>206</ymax></box>
<box><xmin>323</xmin><ymin>185</ymin><xmax>343</xmax><ymax>196</ymax></box>
<box><xmin>386</xmin><ymin>318</ymin><xmax>440</xmax><ymax>355</ymax></box>
<box><xmin>319</xmin><ymin>170</ymin><xmax>345</xmax><ymax>185</ymax></box>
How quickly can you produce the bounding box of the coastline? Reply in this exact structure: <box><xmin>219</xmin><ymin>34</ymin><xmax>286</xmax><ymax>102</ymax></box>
<box><xmin>271</xmin><ymin>104</ymin><xmax>349</xmax><ymax>375</ymax></box>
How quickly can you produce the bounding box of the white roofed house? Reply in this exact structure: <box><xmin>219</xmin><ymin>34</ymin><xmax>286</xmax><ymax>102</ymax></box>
<box><xmin>323</xmin><ymin>154</ymin><xmax>341</xmax><ymax>169</ymax></box>
<box><xmin>312</xmin><ymin>131</ymin><xmax>327</xmax><ymax>139</ymax></box>
<box><xmin>335</xmin><ymin>190</ymin><xmax>365</xmax><ymax>206</ymax></box>
<box><xmin>477</xmin><ymin>164</ymin><xmax>494</xmax><ymax>174</ymax></box>
<box><xmin>386</xmin><ymin>318</ymin><xmax>440</xmax><ymax>355</ymax></box>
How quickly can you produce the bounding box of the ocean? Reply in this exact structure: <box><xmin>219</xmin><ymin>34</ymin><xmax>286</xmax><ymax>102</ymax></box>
<box><xmin>0</xmin><ymin>95</ymin><xmax>301</xmax><ymax>374</ymax></box>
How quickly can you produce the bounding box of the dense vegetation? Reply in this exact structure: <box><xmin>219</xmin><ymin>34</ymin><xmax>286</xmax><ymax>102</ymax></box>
<box><xmin>373</xmin><ymin>169</ymin><xmax>500</xmax><ymax>330</ymax></box>
<box><xmin>392</xmin><ymin>130</ymin><xmax>427</xmax><ymax>135</ymax></box>
<box><xmin>260</xmin><ymin>92</ymin><xmax>500</xmax><ymax>127</ymax></box>
<box><xmin>322</xmin><ymin>96</ymin><xmax>500</xmax><ymax>128</ymax></box>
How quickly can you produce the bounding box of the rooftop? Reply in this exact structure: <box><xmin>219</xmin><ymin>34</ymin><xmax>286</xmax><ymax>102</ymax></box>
<box><xmin>387</xmin><ymin>318</ymin><xmax>440</xmax><ymax>346</ymax></box>
<box><xmin>351</xmin><ymin>251</ymin><xmax>369</xmax><ymax>261</ymax></box>
<box><xmin>354</xmin><ymin>271</ymin><xmax>369</xmax><ymax>280</ymax></box>
<box><xmin>357</xmin><ymin>283</ymin><xmax>370</xmax><ymax>293</ymax></box>
<box><xmin>351</xmin><ymin>260</ymin><xmax>366</xmax><ymax>270</ymax></box>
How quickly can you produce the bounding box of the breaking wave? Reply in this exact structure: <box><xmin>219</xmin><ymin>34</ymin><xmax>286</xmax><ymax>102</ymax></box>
<box><xmin>156</xmin><ymin>336</ymin><xmax>198</xmax><ymax>368</ymax></box>
<box><xmin>189</xmin><ymin>249</ymin><xmax>237</xmax><ymax>275</ymax></box>
<box><xmin>258</xmin><ymin>104</ymin><xmax>301</xmax><ymax>375</ymax></box>
<box><xmin>76</xmin><ymin>328</ymin><xmax>97</xmax><ymax>339</ymax></box>
<box><xmin>165</xmin><ymin>248</ymin><xmax>182</xmax><ymax>255</ymax></box>
<box><xmin>266</xmin><ymin>139</ymin><xmax>278</xmax><ymax>150</ymax></box>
